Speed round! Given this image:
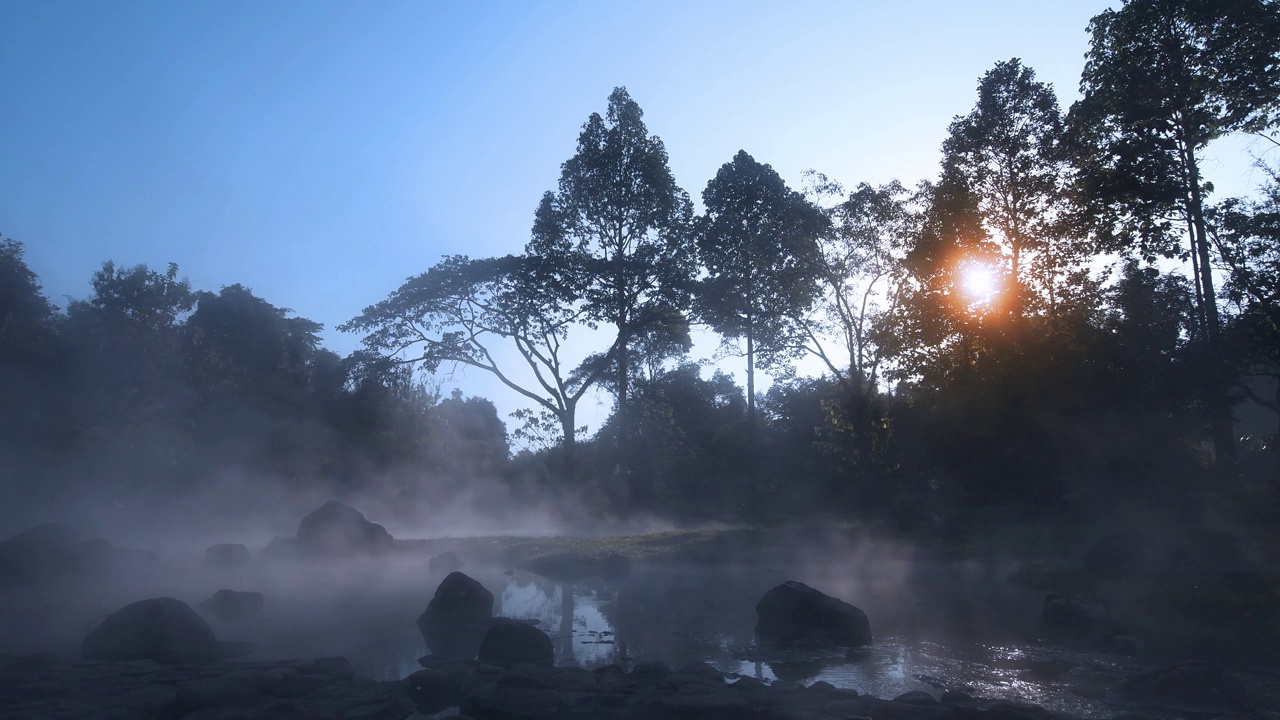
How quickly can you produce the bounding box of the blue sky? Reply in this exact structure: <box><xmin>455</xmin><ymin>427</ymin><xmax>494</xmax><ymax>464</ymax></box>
<box><xmin>2</xmin><ymin>0</ymin><xmax>1267</xmax><ymax>430</ymax></box>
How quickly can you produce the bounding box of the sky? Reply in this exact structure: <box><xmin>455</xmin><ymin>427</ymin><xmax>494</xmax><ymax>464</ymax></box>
<box><xmin>2</xmin><ymin>0</ymin><xmax>1271</xmax><ymax>434</ymax></box>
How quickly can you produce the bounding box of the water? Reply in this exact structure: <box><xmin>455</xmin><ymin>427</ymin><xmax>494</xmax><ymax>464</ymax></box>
<box><xmin>0</xmin><ymin>549</ymin><xmax>1258</xmax><ymax>719</ymax></box>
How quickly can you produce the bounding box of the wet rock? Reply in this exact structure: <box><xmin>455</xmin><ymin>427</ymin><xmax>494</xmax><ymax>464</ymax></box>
<box><xmin>894</xmin><ymin>690</ymin><xmax>938</xmax><ymax>705</ymax></box>
<box><xmin>755</xmin><ymin>581</ymin><xmax>872</xmax><ymax>648</ymax></box>
<box><xmin>417</xmin><ymin>571</ymin><xmax>495</xmax><ymax>660</ymax></box>
<box><xmin>430</xmin><ymin>550</ymin><xmax>463</xmax><ymax>574</ymax></box>
<box><xmin>205</xmin><ymin>543</ymin><xmax>252</xmax><ymax>570</ymax></box>
<box><xmin>82</xmin><ymin>597</ymin><xmax>222</xmax><ymax>663</ymax></box>
<box><xmin>477</xmin><ymin>618</ymin><xmax>553</xmax><ymax>667</ymax></box>
<box><xmin>296</xmin><ymin>501</ymin><xmax>394</xmax><ymax>556</ymax></box>
<box><xmin>0</xmin><ymin>522</ymin><xmax>82</xmax><ymax>587</ymax></box>
<box><xmin>199</xmin><ymin>589</ymin><xmax>264</xmax><ymax>621</ymax></box>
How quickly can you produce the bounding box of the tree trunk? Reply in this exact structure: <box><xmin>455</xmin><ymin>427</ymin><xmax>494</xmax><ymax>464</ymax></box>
<box><xmin>559</xmin><ymin>409</ymin><xmax>577</xmax><ymax>481</ymax></box>
<box><xmin>1185</xmin><ymin>147</ymin><xmax>1238</xmax><ymax>475</ymax></box>
<box><xmin>746</xmin><ymin>325</ymin><xmax>756</xmax><ymax>432</ymax></box>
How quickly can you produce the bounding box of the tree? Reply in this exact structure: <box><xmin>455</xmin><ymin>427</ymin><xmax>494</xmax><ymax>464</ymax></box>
<box><xmin>697</xmin><ymin>150</ymin><xmax>827</xmax><ymax>428</ymax></box>
<box><xmin>533</xmin><ymin>87</ymin><xmax>694</xmax><ymax>431</ymax></box>
<box><xmin>341</xmin><ymin>254</ymin><xmax>621</xmax><ymax>478</ymax></box>
<box><xmin>798</xmin><ymin>175</ymin><xmax>913</xmax><ymax>393</ymax></box>
<box><xmin>1073</xmin><ymin>0</ymin><xmax>1280</xmax><ymax>470</ymax></box>
<box><xmin>0</xmin><ymin>237</ymin><xmax>57</xmax><ymax>366</ymax></box>
<box><xmin>942</xmin><ymin>58</ymin><xmax>1077</xmax><ymax>322</ymax></box>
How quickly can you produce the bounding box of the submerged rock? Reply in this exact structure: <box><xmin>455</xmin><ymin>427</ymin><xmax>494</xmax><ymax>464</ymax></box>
<box><xmin>755</xmin><ymin>580</ymin><xmax>872</xmax><ymax>648</ymax></box>
<box><xmin>81</xmin><ymin>597</ymin><xmax>222</xmax><ymax>663</ymax></box>
<box><xmin>205</xmin><ymin>543</ymin><xmax>251</xmax><ymax>570</ymax></box>
<box><xmin>477</xmin><ymin>618</ymin><xmax>553</xmax><ymax>667</ymax></box>
<box><xmin>199</xmin><ymin>589</ymin><xmax>264</xmax><ymax>621</ymax></box>
<box><xmin>296</xmin><ymin>500</ymin><xmax>395</xmax><ymax>556</ymax></box>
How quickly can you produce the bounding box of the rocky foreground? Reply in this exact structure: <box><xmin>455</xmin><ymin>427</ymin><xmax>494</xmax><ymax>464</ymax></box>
<box><xmin>406</xmin><ymin>657</ymin><xmax>1090</xmax><ymax>720</ymax></box>
<box><xmin>1</xmin><ymin>651</ymin><xmax>1086</xmax><ymax>720</ymax></box>
<box><xmin>0</xmin><ymin>653</ymin><xmax>413</xmax><ymax>720</ymax></box>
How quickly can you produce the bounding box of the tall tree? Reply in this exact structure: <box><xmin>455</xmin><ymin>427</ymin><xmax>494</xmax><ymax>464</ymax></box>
<box><xmin>1073</xmin><ymin>0</ymin><xmax>1280</xmax><ymax>470</ymax></box>
<box><xmin>533</xmin><ymin>87</ymin><xmax>694</xmax><ymax>431</ymax></box>
<box><xmin>341</xmin><ymin>254</ymin><xmax>621</xmax><ymax>478</ymax></box>
<box><xmin>942</xmin><ymin>58</ymin><xmax>1074</xmax><ymax>322</ymax></box>
<box><xmin>697</xmin><ymin>150</ymin><xmax>827</xmax><ymax>428</ymax></box>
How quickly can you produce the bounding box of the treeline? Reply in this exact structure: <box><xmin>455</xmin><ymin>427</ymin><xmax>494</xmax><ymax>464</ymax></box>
<box><xmin>4</xmin><ymin>0</ymin><xmax>1280</xmax><ymax>526</ymax></box>
<box><xmin>0</xmin><ymin>249</ymin><xmax>510</xmax><ymax>519</ymax></box>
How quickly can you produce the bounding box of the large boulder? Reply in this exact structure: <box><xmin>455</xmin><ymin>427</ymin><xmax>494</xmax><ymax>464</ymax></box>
<box><xmin>82</xmin><ymin>597</ymin><xmax>222</xmax><ymax>663</ymax></box>
<box><xmin>477</xmin><ymin>617</ymin><xmax>554</xmax><ymax>666</ymax></box>
<box><xmin>198</xmin><ymin>589</ymin><xmax>264</xmax><ymax>621</ymax></box>
<box><xmin>205</xmin><ymin>543</ymin><xmax>251</xmax><ymax>570</ymax></box>
<box><xmin>755</xmin><ymin>581</ymin><xmax>872</xmax><ymax>648</ymax></box>
<box><xmin>296</xmin><ymin>501</ymin><xmax>394</xmax><ymax>556</ymax></box>
<box><xmin>417</xmin><ymin>571</ymin><xmax>494</xmax><ymax>660</ymax></box>
<box><xmin>0</xmin><ymin>523</ymin><xmax>83</xmax><ymax>587</ymax></box>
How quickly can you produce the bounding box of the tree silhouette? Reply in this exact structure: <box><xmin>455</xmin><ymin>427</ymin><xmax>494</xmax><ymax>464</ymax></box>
<box><xmin>532</xmin><ymin>87</ymin><xmax>694</xmax><ymax>434</ymax></box>
<box><xmin>1073</xmin><ymin>0</ymin><xmax>1280</xmax><ymax>470</ymax></box>
<box><xmin>341</xmin><ymin>254</ymin><xmax>622</xmax><ymax>478</ymax></box>
<box><xmin>697</xmin><ymin>150</ymin><xmax>827</xmax><ymax>429</ymax></box>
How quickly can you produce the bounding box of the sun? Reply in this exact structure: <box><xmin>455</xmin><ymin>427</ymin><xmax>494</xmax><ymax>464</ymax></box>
<box><xmin>960</xmin><ymin>262</ymin><xmax>998</xmax><ymax>304</ymax></box>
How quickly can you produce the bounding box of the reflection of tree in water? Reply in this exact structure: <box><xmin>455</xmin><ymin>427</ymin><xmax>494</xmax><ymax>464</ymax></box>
<box><xmin>558</xmin><ymin>582</ymin><xmax>575</xmax><ymax>665</ymax></box>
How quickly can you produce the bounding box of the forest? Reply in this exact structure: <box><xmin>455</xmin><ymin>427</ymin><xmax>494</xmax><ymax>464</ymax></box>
<box><xmin>2</xmin><ymin>0</ymin><xmax>1279</xmax><ymax>535</ymax></box>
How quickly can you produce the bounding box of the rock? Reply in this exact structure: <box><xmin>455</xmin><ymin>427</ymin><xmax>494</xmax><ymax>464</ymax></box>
<box><xmin>262</xmin><ymin>535</ymin><xmax>300</xmax><ymax>560</ymax></box>
<box><xmin>1042</xmin><ymin>594</ymin><xmax>1114</xmax><ymax>635</ymax></box>
<box><xmin>896</xmin><ymin>686</ymin><xmax>936</xmax><ymax>702</ymax></box>
<box><xmin>81</xmin><ymin>597</ymin><xmax>222</xmax><ymax>663</ymax></box>
<box><xmin>199</xmin><ymin>589</ymin><xmax>265</xmax><ymax>621</ymax></box>
<box><xmin>406</xmin><ymin>661</ymin><xmax>478</xmax><ymax>714</ymax></box>
<box><xmin>206</xmin><ymin>543</ymin><xmax>252</xmax><ymax>570</ymax></box>
<box><xmin>755</xmin><ymin>581</ymin><xmax>872</xmax><ymax>648</ymax></box>
<box><xmin>477</xmin><ymin>617</ymin><xmax>553</xmax><ymax>667</ymax></box>
<box><xmin>1109</xmin><ymin>635</ymin><xmax>1145</xmax><ymax>656</ymax></box>
<box><xmin>296</xmin><ymin>501</ymin><xmax>395</xmax><ymax>556</ymax></box>
<box><xmin>1114</xmin><ymin>660</ymin><xmax>1251</xmax><ymax>712</ymax></box>
<box><xmin>522</xmin><ymin>552</ymin><xmax>632</xmax><ymax>582</ymax></box>
<box><xmin>72</xmin><ymin>538</ymin><xmax>115</xmax><ymax>577</ymax></box>
<box><xmin>418</xmin><ymin>571</ymin><xmax>495</xmax><ymax>660</ymax></box>
<box><xmin>0</xmin><ymin>522</ymin><xmax>83</xmax><ymax>587</ymax></box>
<box><xmin>430</xmin><ymin>550</ymin><xmax>464</xmax><ymax>574</ymax></box>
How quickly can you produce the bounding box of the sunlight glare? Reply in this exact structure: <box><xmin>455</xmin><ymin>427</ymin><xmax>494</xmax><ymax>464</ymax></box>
<box><xmin>961</xmin><ymin>263</ymin><xmax>998</xmax><ymax>304</ymax></box>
